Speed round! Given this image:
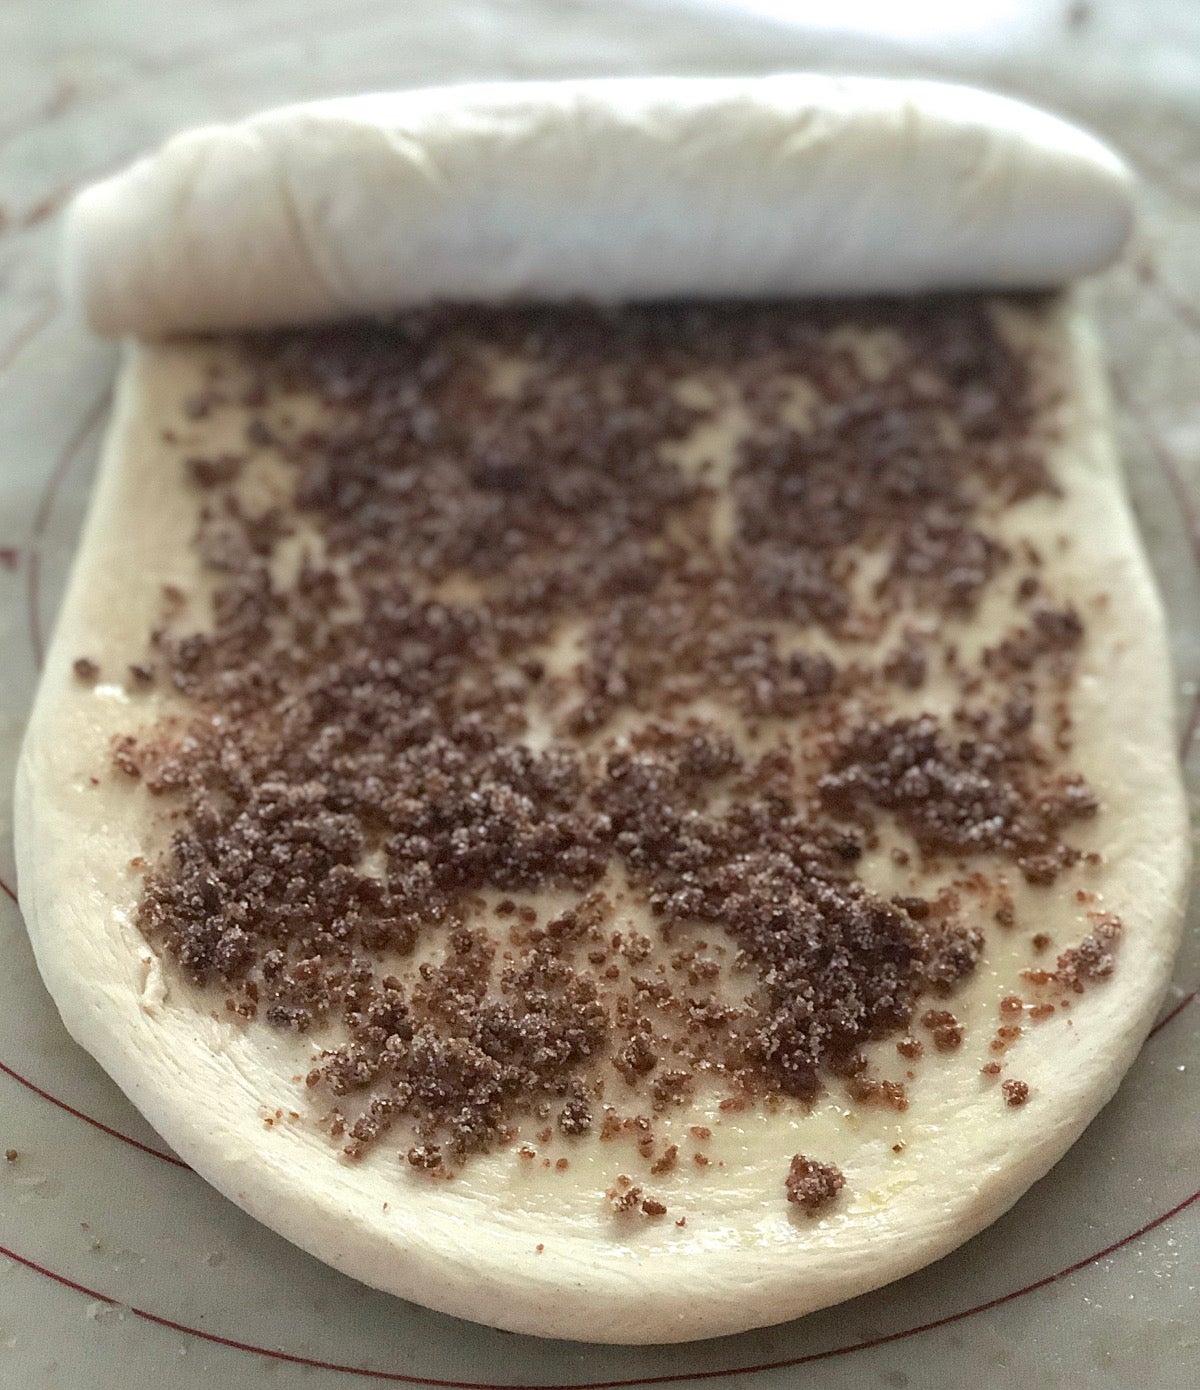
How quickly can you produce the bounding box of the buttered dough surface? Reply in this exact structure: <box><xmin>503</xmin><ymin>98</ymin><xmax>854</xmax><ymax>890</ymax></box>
<box><xmin>16</xmin><ymin>296</ymin><xmax>1187</xmax><ymax>1341</ymax></box>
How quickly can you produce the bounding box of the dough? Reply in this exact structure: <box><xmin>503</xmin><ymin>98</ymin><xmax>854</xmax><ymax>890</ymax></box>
<box><xmin>15</xmin><ymin>296</ymin><xmax>1188</xmax><ymax>1342</ymax></box>
<box><xmin>63</xmin><ymin>75</ymin><xmax>1133</xmax><ymax>337</ymax></box>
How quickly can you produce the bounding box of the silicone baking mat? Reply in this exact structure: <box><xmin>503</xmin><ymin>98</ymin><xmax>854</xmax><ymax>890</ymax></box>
<box><xmin>2</xmin><ymin>2</ymin><xmax>1197</xmax><ymax>1385</ymax></box>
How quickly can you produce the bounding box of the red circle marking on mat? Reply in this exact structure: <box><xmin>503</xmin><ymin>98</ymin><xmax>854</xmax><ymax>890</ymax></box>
<box><xmin>1148</xmin><ymin>988</ymin><xmax>1198</xmax><ymax>1039</ymax></box>
<box><xmin>0</xmin><ymin>1059</ymin><xmax>187</xmax><ymax>1169</ymax></box>
<box><xmin>0</xmin><ymin>299</ymin><xmax>58</xmax><ymax>374</ymax></box>
<box><xmin>25</xmin><ymin>549</ymin><xmax>42</xmax><ymax>672</ymax></box>
<box><xmin>2</xmin><ymin>1184</ymin><xmax>1198</xmax><ymax>1388</ymax></box>
<box><xmin>1150</xmin><ymin>276</ymin><xmax>1200</xmax><ymax>340</ymax></box>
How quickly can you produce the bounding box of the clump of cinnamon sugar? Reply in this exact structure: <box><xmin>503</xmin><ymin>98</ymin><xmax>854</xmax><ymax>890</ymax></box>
<box><xmin>785</xmin><ymin>1154</ymin><xmax>846</xmax><ymax>1215</ymax></box>
<box><xmin>110</xmin><ymin>299</ymin><xmax>1118</xmax><ymax>1175</ymax></box>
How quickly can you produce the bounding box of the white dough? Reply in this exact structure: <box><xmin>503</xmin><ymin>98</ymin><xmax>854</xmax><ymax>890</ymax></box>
<box><xmin>14</xmin><ymin>299</ymin><xmax>1189</xmax><ymax>1342</ymax></box>
<box><xmin>63</xmin><ymin>75</ymin><xmax>1134</xmax><ymax>337</ymax></box>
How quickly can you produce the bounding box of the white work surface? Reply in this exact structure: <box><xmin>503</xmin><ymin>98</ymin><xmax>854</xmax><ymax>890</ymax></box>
<box><xmin>1</xmin><ymin>2</ymin><xmax>1198</xmax><ymax>1385</ymax></box>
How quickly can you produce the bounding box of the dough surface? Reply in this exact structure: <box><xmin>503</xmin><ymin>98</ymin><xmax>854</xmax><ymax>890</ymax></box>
<box><xmin>63</xmin><ymin>75</ymin><xmax>1133</xmax><ymax>337</ymax></box>
<box><xmin>15</xmin><ymin>296</ymin><xmax>1188</xmax><ymax>1342</ymax></box>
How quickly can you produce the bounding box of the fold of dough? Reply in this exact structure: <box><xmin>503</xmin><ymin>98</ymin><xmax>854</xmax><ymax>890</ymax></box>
<box><xmin>63</xmin><ymin>75</ymin><xmax>1133</xmax><ymax>338</ymax></box>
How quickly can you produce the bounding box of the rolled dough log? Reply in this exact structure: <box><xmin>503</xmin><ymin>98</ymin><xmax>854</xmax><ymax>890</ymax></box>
<box><xmin>63</xmin><ymin>75</ymin><xmax>1133</xmax><ymax>337</ymax></box>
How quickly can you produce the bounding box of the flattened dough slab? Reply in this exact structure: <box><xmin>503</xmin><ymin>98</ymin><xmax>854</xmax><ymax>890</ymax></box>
<box><xmin>15</xmin><ymin>296</ymin><xmax>1188</xmax><ymax>1342</ymax></box>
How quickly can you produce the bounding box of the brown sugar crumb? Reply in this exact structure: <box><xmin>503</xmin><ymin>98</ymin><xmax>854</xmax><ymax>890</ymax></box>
<box><xmin>1056</xmin><ymin>915</ymin><xmax>1122</xmax><ymax>991</ymax></box>
<box><xmin>613</xmin><ymin>1031</ymin><xmax>658</xmax><ymax>1084</ymax></box>
<box><xmin>896</xmin><ymin>1036</ymin><xmax>923</xmax><ymax>1060</ymax></box>
<box><xmin>846</xmin><ymin>1067</ymin><xmax>909</xmax><ymax>1111</ymax></box>
<box><xmin>1002</xmin><ymin>1079</ymin><xmax>1030</xmax><ymax>1107</ymax></box>
<box><xmin>113</xmin><ymin>299</ymin><xmax>1109</xmax><ymax>1174</ymax></box>
<box><xmin>186</xmin><ymin>454</ymin><xmax>244</xmax><ymax>488</ymax></box>
<box><xmin>555</xmin><ymin>1157</ymin><xmax>569</xmax><ymax>1172</ymax></box>
<box><xmin>883</xmin><ymin>635</ymin><xmax>928</xmax><ymax>689</ymax></box>
<box><xmin>1029</xmin><ymin>1002</ymin><xmax>1055</xmax><ymax>1022</ymax></box>
<box><xmin>921</xmin><ymin>1010</ymin><xmax>964</xmax><ymax>1052</ymax></box>
<box><xmin>1031</xmin><ymin>932</ymin><xmax>1052</xmax><ymax>953</ymax></box>
<box><xmin>785</xmin><ymin>1154</ymin><xmax>846</xmax><ymax>1215</ymax></box>
<box><xmin>891</xmin><ymin>1142</ymin><xmax>905</xmax><ymax>1153</ymax></box>
<box><xmin>1021</xmin><ymin>915</ymin><xmax>1121</xmax><ymax>1000</ymax></box>
<box><xmin>72</xmin><ymin>657</ymin><xmax>99</xmax><ymax>682</ymax></box>
<box><xmin>999</xmin><ymin>995</ymin><xmax>1024</xmax><ymax>1016</ymax></box>
<box><xmin>693</xmin><ymin>1153</ymin><xmax>711</xmax><ymax>1168</ymax></box>
<box><xmin>819</xmin><ymin>716</ymin><xmax>1097</xmax><ymax>885</ymax></box>
<box><xmin>111</xmin><ymin>734</ymin><xmax>142</xmax><ymax>779</ymax></box>
<box><xmin>405</xmin><ymin>1145</ymin><xmax>442</xmax><ymax>1170</ymax></box>
<box><xmin>990</xmin><ymin>1024</ymin><xmax>1023</xmax><ymax>1053</ymax></box>
<box><xmin>651</xmin><ymin>1070</ymin><xmax>693</xmax><ymax>1112</ymax></box>
<box><xmin>605</xmin><ymin>1175</ymin><xmax>666</xmax><ymax>1218</ymax></box>
<box><xmin>606</xmin><ymin>1178</ymin><xmax>642</xmax><ymax>1212</ymax></box>
<box><xmin>650</xmin><ymin>1144</ymin><xmax>679</xmax><ymax>1175</ymax></box>
<box><xmin>690</xmin><ymin>1126</ymin><xmax>712</xmax><ymax>1142</ymax></box>
<box><xmin>675</xmin><ymin>1216</ymin><xmax>687</xmax><ymax>1228</ymax></box>
<box><xmin>981</xmin><ymin>1061</ymin><xmax>1002</xmax><ymax>1077</ymax></box>
<box><xmin>558</xmin><ymin>1093</ymin><xmax>593</xmax><ymax>1136</ymax></box>
<box><xmin>535</xmin><ymin>1243</ymin><xmax>544</xmax><ymax>1253</ymax></box>
<box><xmin>4</xmin><ymin>1149</ymin><xmax>16</xmax><ymax>1162</ymax></box>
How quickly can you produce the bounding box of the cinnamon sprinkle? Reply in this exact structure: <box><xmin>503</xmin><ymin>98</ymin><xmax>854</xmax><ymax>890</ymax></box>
<box><xmin>105</xmin><ymin>299</ymin><xmax>1119</xmax><ymax>1178</ymax></box>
